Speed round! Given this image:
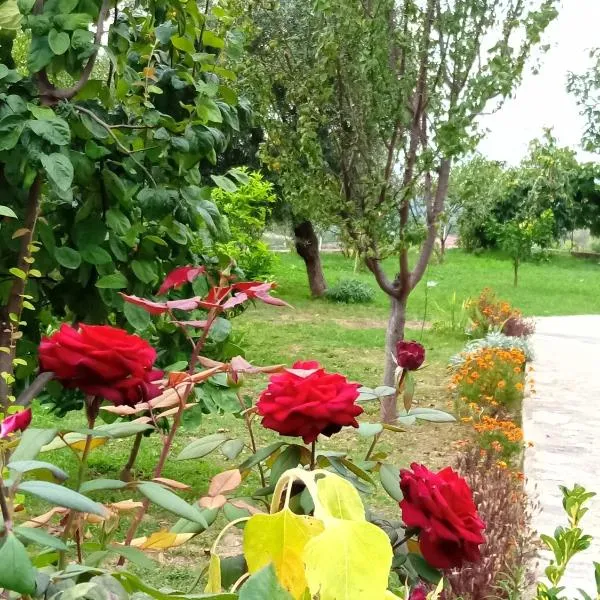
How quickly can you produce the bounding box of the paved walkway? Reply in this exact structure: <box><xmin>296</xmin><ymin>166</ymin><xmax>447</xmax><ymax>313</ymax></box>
<box><xmin>524</xmin><ymin>316</ymin><xmax>600</xmax><ymax>596</ymax></box>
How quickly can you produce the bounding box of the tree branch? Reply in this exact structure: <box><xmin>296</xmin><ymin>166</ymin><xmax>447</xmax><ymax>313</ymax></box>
<box><xmin>365</xmin><ymin>256</ymin><xmax>396</xmax><ymax>297</ymax></box>
<box><xmin>38</xmin><ymin>0</ymin><xmax>110</xmax><ymax>102</ymax></box>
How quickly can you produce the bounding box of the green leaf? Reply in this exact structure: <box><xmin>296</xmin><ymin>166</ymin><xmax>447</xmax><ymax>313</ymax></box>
<box><xmin>270</xmin><ymin>445</ymin><xmax>302</xmax><ymax>484</ymax></box>
<box><xmin>0</xmin><ymin>533</ymin><xmax>36</xmax><ymax>595</ymax></box>
<box><xmin>18</xmin><ymin>481</ymin><xmax>108</xmax><ymax>517</ymax></box>
<box><xmin>54</xmin><ymin>246</ymin><xmax>82</xmax><ymax>269</ymax></box>
<box><xmin>171</xmin><ymin>35</ymin><xmax>195</xmax><ymax>54</ymax></box>
<box><xmin>221</xmin><ymin>439</ymin><xmax>245</xmax><ymax>461</ymax></box>
<box><xmin>80</xmin><ymin>245</ymin><xmax>112</xmax><ymax>266</ymax></box>
<box><xmin>0</xmin><ymin>205</ymin><xmax>17</xmax><ymax>218</ymax></box>
<box><xmin>379</xmin><ymin>464</ymin><xmax>403</xmax><ymax>502</ymax></box>
<box><xmin>131</xmin><ymin>259</ymin><xmax>157</xmax><ymax>284</ymax></box>
<box><xmin>124</xmin><ymin>301</ymin><xmax>151</xmax><ymax>331</ymax></box>
<box><xmin>15</xmin><ymin>526</ymin><xmax>67</xmax><ymax>551</ymax></box>
<box><xmin>96</xmin><ymin>272</ymin><xmax>128</xmax><ymax>289</ymax></box>
<box><xmin>137</xmin><ymin>482</ymin><xmax>208</xmax><ymax>527</ymax></box>
<box><xmin>175</xmin><ymin>433</ymin><xmax>230</xmax><ymax>461</ymax></box>
<box><xmin>73</xmin><ymin>218</ymin><xmax>107</xmax><ymax>248</ymax></box>
<box><xmin>12</xmin><ymin>428</ymin><xmax>57</xmax><ymax>462</ymax></box>
<box><xmin>211</xmin><ymin>175</ymin><xmax>237</xmax><ymax>193</ymax></box>
<box><xmin>239</xmin><ymin>442</ymin><xmax>285</xmax><ymax>471</ymax></box>
<box><xmin>407</xmin><ymin>553</ymin><xmax>442</xmax><ymax>584</ymax></box>
<box><xmin>357</xmin><ymin>423</ymin><xmax>383</xmax><ymax>437</ymax></box>
<box><xmin>316</xmin><ymin>475</ymin><xmax>365</xmax><ymax>522</ymax></box>
<box><xmin>94</xmin><ymin>422</ymin><xmax>154</xmax><ymax>439</ymax></box>
<box><xmin>0</xmin><ymin>115</ymin><xmax>25</xmax><ymax>151</ymax></box>
<box><xmin>28</xmin><ymin>119</ymin><xmax>70</xmax><ymax>145</ymax></box>
<box><xmin>80</xmin><ymin>112</ymin><xmax>109</xmax><ymax>139</ymax></box>
<box><xmin>16</xmin><ymin>0</ymin><xmax>35</xmax><ymax>16</ymax></box>
<box><xmin>108</xmin><ymin>545</ymin><xmax>155</xmax><ymax>570</ymax></box>
<box><xmin>84</xmin><ymin>139</ymin><xmax>111</xmax><ymax>159</ymax></box>
<box><xmin>28</xmin><ymin>35</ymin><xmax>53</xmax><ymax>72</ymax></box>
<box><xmin>28</xmin><ymin>105</ymin><xmax>56</xmax><ymax>120</ymax></box>
<box><xmin>41</xmin><ymin>153</ymin><xmax>73</xmax><ymax>191</ymax></box>
<box><xmin>202</xmin><ymin>30</ymin><xmax>224</xmax><ymax>49</ymax></box>
<box><xmin>48</xmin><ymin>28</ymin><xmax>70</xmax><ymax>55</ymax></box>
<box><xmin>58</xmin><ymin>0</ymin><xmax>78</xmax><ymax>12</ymax></box>
<box><xmin>409</xmin><ymin>408</ymin><xmax>456</xmax><ymax>423</ymax></box>
<box><xmin>106</xmin><ymin>208</ymin><xmax>131</xmax><ymax>235</ymax></box>
<box><xmin>80</xmin><ymin>479</ymin><xmax>128</xmax><ymax>494</ymax></box>
<box><xmin>155</xmin><ymin>22</ymin><xmax>176</xmax><ymax>44</ymax></box>
<box><xmin>239</xmin><ymin>564</ymin><xmax>293</xmax><ymax>600</ymax></box>
<box><xmin>8</xmin><ymin>459</ymin><xmax>68</xmax><ymax>481</ymax></box>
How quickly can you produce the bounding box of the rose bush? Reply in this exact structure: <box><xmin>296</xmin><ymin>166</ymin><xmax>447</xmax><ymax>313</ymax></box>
<box><xmin>399</xmin><ymin>463</ymin><xmax>486</xmax><ymax>569</ymax></box>
<box><xmin>396</xmin><ymin>341</ymin><xmax>426</xmax><ymax>371</ymax></box>
<box><xmin>39</xmin><ymin>324</ymin><xmax>163</xmax><ymax>407</ymax></box>
<box><xmin>256</xmin><ymin>360</ymin><xmax>363</xmax><ymax>443</ymax></box>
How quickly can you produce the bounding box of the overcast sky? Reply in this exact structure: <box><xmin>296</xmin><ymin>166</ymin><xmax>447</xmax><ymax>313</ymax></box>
<box><xmin>477</xmin><ymin>0</ymin><xmax>600</xmax><ymax>165</ymax></box>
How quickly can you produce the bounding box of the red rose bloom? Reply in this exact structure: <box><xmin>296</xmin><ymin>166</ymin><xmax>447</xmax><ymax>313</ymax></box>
<box><xmin>399</xmin><ymin>463</ymin><xmax>486</xmax><ymax>569</ymax></box>
<box><xmin>396</xmin><ymin>340</ymin><xmax>425</xmax><ymax>371</ymax></box>
<box><xmin>256</xmin><ymin>361</ymin><xmax>362</xmax><ymax>444</ymax></box>
<box><xmin>39</xmin><ymin>324</ymin><xmax>163</xmax><ymax>407</ymax></box>
<box><xmin>408</xmin><ymin>585</ymin><xmax>427</xmax><ymax>600</ymax></box>
<box><xmin>0</xmin><ymin>408</ymin><xmax>32</xmax><ymax>439</ymax></box>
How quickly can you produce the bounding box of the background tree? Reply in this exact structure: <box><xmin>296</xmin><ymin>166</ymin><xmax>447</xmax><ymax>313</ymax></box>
<box><xmin>498</xmin><ymin>209</ymin><xmax>555</xmax><ymax>286</ymax></box>
<box><xmin>235</xmin><ymin>0</ymin><xmax>558</xmax><ymax>421</ymax></box>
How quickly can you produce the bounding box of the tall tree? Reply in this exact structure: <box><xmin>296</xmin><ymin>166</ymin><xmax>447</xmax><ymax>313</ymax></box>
<box><xmin>238</xmin><ymin>0</ymin><xmax>558</xmax><ymax>421</ymax></box>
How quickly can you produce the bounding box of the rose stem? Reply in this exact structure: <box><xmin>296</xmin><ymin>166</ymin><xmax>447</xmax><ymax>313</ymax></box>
<box><xmin>310</xmin><ymin>441</ymin><xmax>316</xmax><ymax>471</ymax></box>
<box><xmin>364</xmin><ymin>433</ymin><xmax>380</xmax><ymax>461</ymax></box>
<box><xmin>393</xmin><ymin>528</ymin><xmax>419</xmax><ymax>550</ymax></box>
<box><xmin>236</xmin><ymin>391</ymin><xmax>266</xmax><ymax>488</ymax></box>
<box><xmin>59</xmin><ymin>397</ymin><xmax>98</xmax><ymax>568</ymax></box>
<box><xmin>120</xmin><ymin>432</ymin><xmax>143</xmax><ymax>482</ymax></box>
<box><xmin>0</xmin><ymin>482</ymin><xmax>12</xmax><ymax>533</ymax></box>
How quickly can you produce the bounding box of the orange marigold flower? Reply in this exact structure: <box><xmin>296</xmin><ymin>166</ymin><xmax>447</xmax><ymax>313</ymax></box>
<box><xmin>497</xmin><ymin>460</ymin><xmax>508</xmax><ymax>469</ymax></box>
<box><xmin>515</xmin><ymin>383</ymin><xmax>524</xmax><ymax>392</ymax></box>
<box><xmin>497</xmin><ymin>380</ymin><xmax>506</xmax><ymax>389</ymax></box>
<box><xmin>461</xmin><ymin>416</ymin><xmax>473</xmax><ymax>423</ymax></box>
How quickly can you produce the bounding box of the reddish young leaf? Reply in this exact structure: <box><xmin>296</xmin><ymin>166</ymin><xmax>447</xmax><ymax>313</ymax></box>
<box><xmin>199</xmin><ymin>495</ymin><xmax>227</xmax><ymax>509</ymax></box>
<box><xmin>120</xmin><ymin>294</ymin><xmax>169</xmax><ymax>315</ymax></box>
<box><xmin>0</xmin><ymin>408</ymin><xmax>32</xmax><ymax>438</ymax></box>
<box><xmin>158</xmin><ymin>266</ymin><xmax>206</xmax><ymax>296</ymax></box>
<box><xmin>153</xmin><ymin>477</ymin><xmax>191</xmax><ymax>491</ymax></box>
<box><xmin>229</xmin><ymin>499</ymin><xmax>264</xmax><ymax>515</ymax></box>
<box><xmin>208</xmin><ymin>469</ymin><xmax>242</xmax><ymax>497</ymax></box>
<box><xmin>232</xmin><ymin>282</ymin><xmax>291</xmax><ymax>307</ymax></box>
<box><xmin>221</xmin><ymin>293</ymin><xmax>248</xmax><ymax>310</ymax></box>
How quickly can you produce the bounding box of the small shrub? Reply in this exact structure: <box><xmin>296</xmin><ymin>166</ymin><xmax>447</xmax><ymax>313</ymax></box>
<box><xmin>466</xmin><ymin>288</ymin><xmax>533</xmax><ymax>338</ymax></box>
<box><xmin>449</xmin><ymin>347</ymin><xmax>527</xmax><ymax>410</ymax></box>
<box><xmin>325</xmin><ymin>279</ymin><xmax>375</xmax><ymax>304</ymax></box>
<box><xmin>449</xmin><ymin>332</ymin><xmax>534</xmax><ymax>365</ymax></box>
<box><xmin>445</xmin><ymin>446</ymin><xmax>538</xmax><ymax>600</ymax></box>
<box><xmin>502</xmin><ymin>315</ymin><xmax>536</xmax><ymax>338</ymax></box>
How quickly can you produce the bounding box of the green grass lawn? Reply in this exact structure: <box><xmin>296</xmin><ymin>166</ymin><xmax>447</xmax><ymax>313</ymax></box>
<box><xmin>22</xmin><ymin>249</ymin><xmax>600</xmax><ymax>588</ymax></box>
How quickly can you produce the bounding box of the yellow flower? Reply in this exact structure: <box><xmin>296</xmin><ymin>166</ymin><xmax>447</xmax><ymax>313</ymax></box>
<box><xmin>497</xmin><ymin>380</ymin><xmax>506</xmax><ymax>389</ymax></box>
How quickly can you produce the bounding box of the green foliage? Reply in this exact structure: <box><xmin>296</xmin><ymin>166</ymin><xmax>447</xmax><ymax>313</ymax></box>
<box><xmin>212</xmin><ymin>169</ymin><xmax>276</xmax><ymax>278</ymax></box>
<box><xmin>325</xmin><ymin>278</ymin><xmax>375</xmax><ymax>304</ymax></box>
<box><xmin>0</xmin><ymin>0</ymin><xmax>258</xmax><ymax>393</ymax></box>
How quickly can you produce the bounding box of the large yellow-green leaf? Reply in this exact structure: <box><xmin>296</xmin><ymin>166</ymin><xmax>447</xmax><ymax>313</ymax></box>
<box><xmin>315</xmin><ymin>475</ymin><xmax>365</xmax><ymax>522</ymax></box>
<box><xmin>304</xmin><ymin>519</ymin><xmax>392</xmax><ymax>600</ymax></box>
<box><xmin>243</xmin><ymin>508</ymin><xmax>323</xmax><ymax>599</ymax></box>
<box><xmin>0</xmin><ymin>0</ymin><xmax>21</xmax><ymax>30</ymax></box>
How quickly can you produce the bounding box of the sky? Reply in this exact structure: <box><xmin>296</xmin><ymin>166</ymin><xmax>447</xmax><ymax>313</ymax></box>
<box><xmin>477</xmin><ymin>0</ymin><xmax>600</xmax><ymax>165</ymax></box>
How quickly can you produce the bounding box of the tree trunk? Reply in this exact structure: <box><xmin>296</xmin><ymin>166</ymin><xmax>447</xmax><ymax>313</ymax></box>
<box><xmin>294</xmin><ymin>220</ymin><xmax>327</xmax><ymax>297</ymax></box>
<box><xmin>440</xmin><ymin>236</ymin><xmax>446</xmax><ymax>262</ymax></box>
<box><xmin>381</xmin><ymin>295</ymin><xmax>408</xmax><ymax>423</ymax></box>
<box><xmin>513</xmin><ymin>260</ymin><xmax>519</xmax><ymax>287</ymax></box>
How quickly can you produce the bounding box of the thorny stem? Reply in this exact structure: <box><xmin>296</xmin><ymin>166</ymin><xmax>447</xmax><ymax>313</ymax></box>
<box><xmin>120</xmin><ymin>431</ymin><xmax>143</xmax><ymax>482</ymax></box>
<box><xmin>59</xmin><ymin>398</ymin><xmax>98</xmax><ymax>568</ymax></box>
<box><xmin>364</xmin><ymin>433</ymin><xmax>380</xmax><ymax>461</ymax></box>
<box><xmin>393</xmin><ymin>528</ymin><xmax>419</xmax><ymax>551</ymax></box>
<box><xmin>0</xmin><ymin>482</ymin><xmax>12</xmax><ymax>533</ymax></box>
<box><xmin>236</xmin><ymin>391</ymin><xmax>266</xmax><ymax>488</ymax></box>
<box><xmin>310</xmin><ymin>441</ymin><xmax>317</xmax><ymax>471</ymax></box>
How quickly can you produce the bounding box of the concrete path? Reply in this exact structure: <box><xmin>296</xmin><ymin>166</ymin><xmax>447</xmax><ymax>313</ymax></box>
<box><xmin>524</xmin><ymin>316</ymin><xmax>600</xmax><ymax>597</ymax></box>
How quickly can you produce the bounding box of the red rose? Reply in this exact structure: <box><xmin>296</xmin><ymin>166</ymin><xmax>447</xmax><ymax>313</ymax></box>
<box><xmin>396</xmin><ymin>340</ymin><xmax>425</xmax><ymax>371</ymax></box>
<box><xmin>39</xmin><ymin>324</ymin><xmax>163</xmax><ymax>407</ymax></box>
<box><xmin>408</xmin><ymin>585</ymin><xmax>427</xmax><ymax>600</ymax></box>
<box><xmin>399</xmin><ymin>463</ymin><xmax>486</xmax><ymax>569</ymax></box>
<box><xmin>256</xmin><ymin>361</ymin><xmax>363</xmax><ymax>444</ymax></box>
<box><xmin>0</xmin><ymin>408</ymin><xmax>32</xmax><ymax>439</ymax></box>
